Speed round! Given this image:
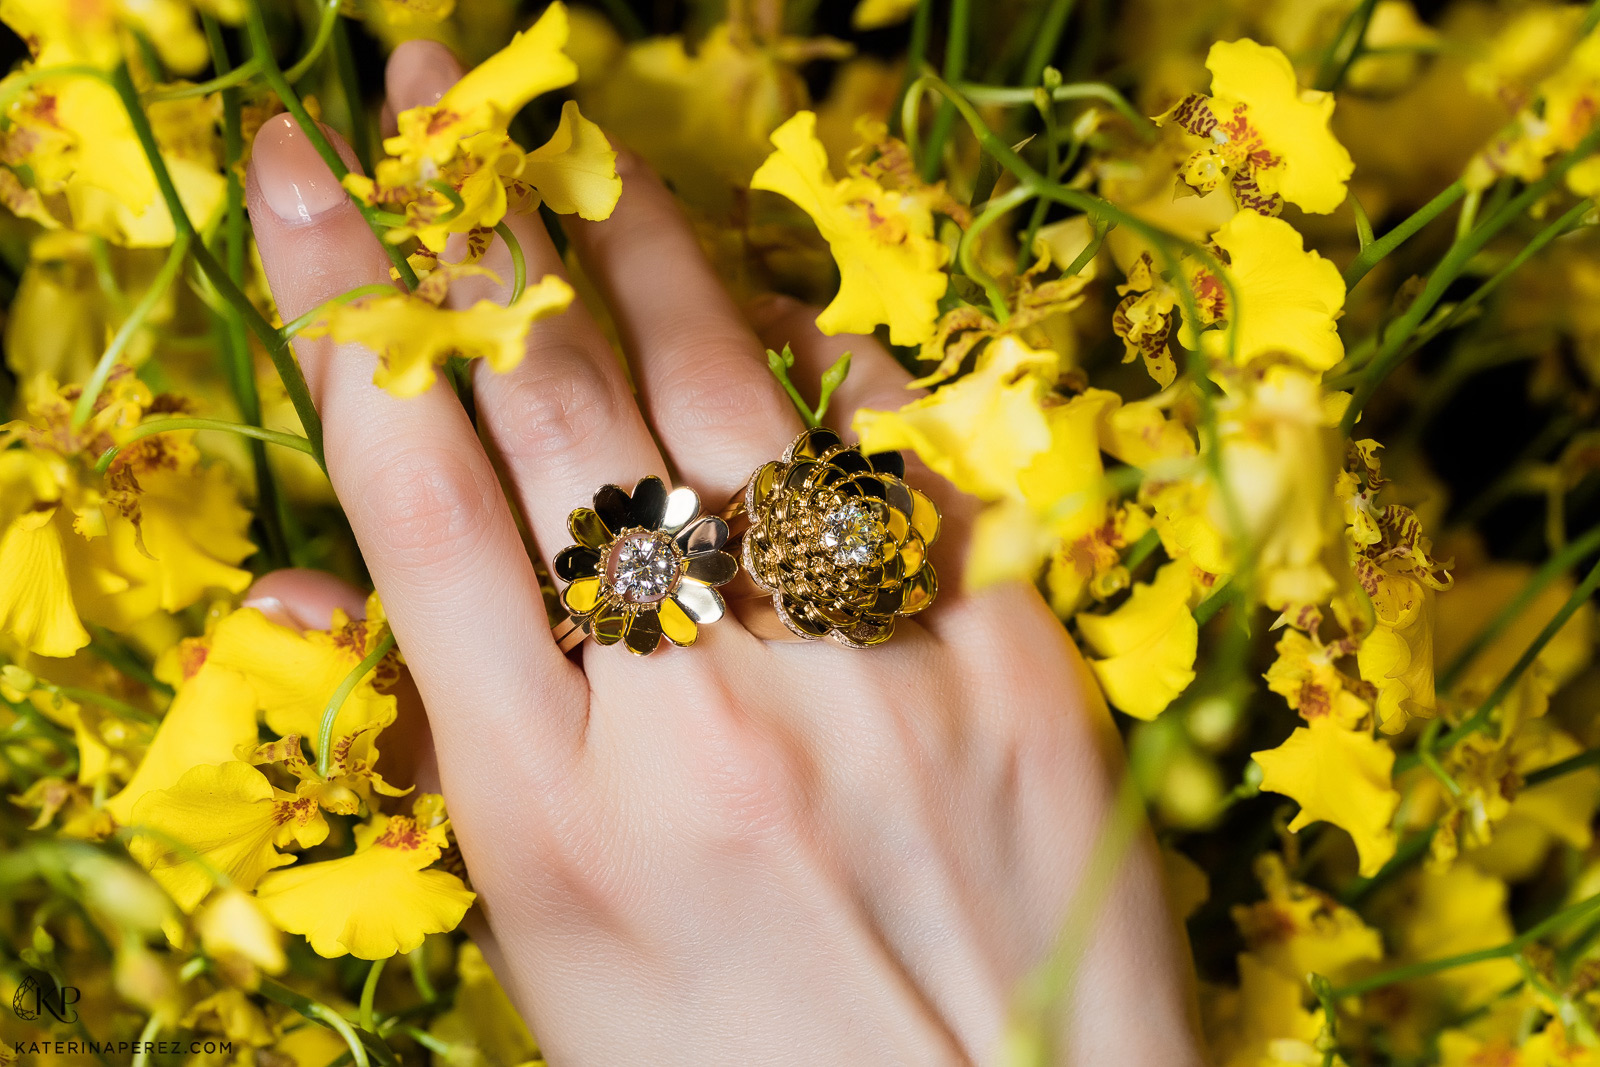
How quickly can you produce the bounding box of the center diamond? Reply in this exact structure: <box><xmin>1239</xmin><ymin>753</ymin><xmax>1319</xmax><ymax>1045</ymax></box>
<box><xmin>821</xmin><ymin>501</ymin><xmax>886</xmax><ymax>567</ymax></box>
<box><xmin>611</xmin><ymin>532</ymin><xmax>680</xmax><ymax>604</ymax></box>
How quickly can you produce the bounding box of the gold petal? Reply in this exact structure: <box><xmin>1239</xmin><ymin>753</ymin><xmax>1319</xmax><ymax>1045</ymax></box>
<box><xmin>885</xmin><ymin>506</ymin><xmax>910</xmax><ymax>544</ymax></box>
<box><xmin>910</xmin><ymin>490</ymin><xmax>941</xmax><ymax>545</ymax></box>
<box><xmin>673</xmin><ymin>579</ymin><xmax>725</xmax><ymax>624</ymax></box>
<box><xmin>554</xmin><ymin>545</ymin><xmax>602</xmax><ymax>582</ymax></box>
<box><xmin>900</xmin><ymin>566</ymin><xmax>938</xmax><ymax>615</ymax></box>
<box><xmin>623</xmin><ymin>609</ymin><xmax>662</xmax><ymax>655</ymax></box>
<box><xmin>746</xmin><ymin>462</ymin><xmax>782</xmax><ymax>512</ymax></box>
<box><xmin>662</xmin><ymin>486</ymin><xmax>701</xmax><ymax>534</ymax></box>
<box><xmin>593</xmin><ymin>485</ymin><xmax>631</xmax><ymax>535</ymax></box>
<box><xmin>659</xmin><ymin>597</ymin><xmax>698</xmax><ymax>647</ymax></box>
<box><xmin>568</xmin><ymin>508</ymin><xmax>611</xmax><ymax>549</ymax></box>
<box><xmin>562</xmin><ymin>576</ymin><xmax>603</xmax><ymax>615</ymax></box>
<box><xmin>899</xmin><ymin>533</ymin><xmax>925</xmax><ymax>576</ymax></box>
<box><xmin>686</xmin><ymin>550</ymin><xmax>738</xmax><ymax>587</ymax></box>
<box><xmin>590</xmin><ymin>605</ymin><xmax>627</xmax><ymax>645</ymax></box>
<box><xmin>789</xmin><ymin>426</ymin><xmax>841</xmax><ymax>461</ymax></box>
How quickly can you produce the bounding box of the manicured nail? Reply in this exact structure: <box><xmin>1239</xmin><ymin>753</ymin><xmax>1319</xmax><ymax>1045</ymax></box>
<box><xmin>387</xmin><ymin>40</ymin><xmax>463</xmax><ymax>111</ymax></box>
<box><xmin>252</xmin><ymin>114</ymin><xmax>347</xmax><ymax>223</ymax></box>
<box><xmin>239</xmin><ymin>593</ymin><xmax>297</xmax><ymax>628</ymax></box>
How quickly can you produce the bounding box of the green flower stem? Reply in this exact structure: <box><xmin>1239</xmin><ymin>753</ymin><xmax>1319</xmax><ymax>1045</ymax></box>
<box><xmin>317</xmin><ymin>632</ymin><xmax>396</xmax><ymax>778</ymax></box>
<box><xmin>400</xmin><ymin>1027</ymin><xmax>453</xmax><ymax>1056</ymax></box>
<box><xmin>1314</xmin><ymin>0</ymin><xmax>1381</xmax><ymax>92</ymax></box>
<box><xmin>130</xmin><ymin>1014</ymin><xmax>162</xmax><ymax>1067</ymax></box>
<box><xmin>1062</xmin><ymin>218</ymin><xmax>1111</xmax><ymax>277</ymax></box>
<box><xmin>284</xmin><ymin>0</ymin><xmax>343</xmax><ymax>83</ymax></box>
<box><xmin>244</xmin><ymin>0</ymin><xmax>418</xmax><ymax>290</ymax></box>
<box><xmin>359</xmin><ymin>958</ymin><xmax>385</xmax><ymax>1034</ymax></box>
<box><xmin>1342</xmin><ymin>127</ymin><xmax>1600</xmax><ymax>433</ymax></box>
<box><xmin>1331</xmin><ymin>889</ymin><xmax>1600</xmax><ymax>1000</ymax></box>
<box><xmin>104</xmin><ymin>61</ymin><xmax>327</xmax><ymax>469</ymax></box>
<box><xmin>918</xmin><ymin>0</ymin><xmax>971</xmax><ymax>183</ymax></box>
<box><xmin>891</xmin><ymin>0</ymin><xmax>933</xmax><ymax>137</ymax></box>
<box><xmin>494</xmin><ymin>221</ymin><xmax>527</xmax><ymax>302</ymax></box>
<box><xmin>1404</xmin><ymin>550</ymin><xmax>1600</xmax><ymax>772</ymax></box>
<box><xmin>1525</xmin><ymin>746</ymin><xmax>1600</xmax><ymax>787</ymax></box>
<box><xmin>95</xmin><ymin>418</ymin><xmax>316</xmax><ymax>474</ymax></box>
<box><xmin>1350</xmin><ymin>192</ymin><xmax>1374</xmax><ymax>248</ymax></box>
<box><xmin>143</xmin><ymin>58</ymin><xmax>262</xmax><ymax>102</ymax></box>
<box><xmin>1342</xmin><ymin>180</ymin><xmax>1465</xmax><ymax>292</ymax></box>
<box><xmin>1007</xmin><ymin>776</ymin><xmax>1144</xmax><ymax>1067</ymax></box>
<box><xmin>72</xmin><ymin>229</ymin><xmax>192</xmax><ymax>427</ymax></box>
<box><xmin>1021</xmin><ymin>0</ymin><xmax>1079</xmax><ymax>90</ymax></box>
<box><xmin>207</xmin><ymin>12</ymin><xmax>290</xmax><ymax>570</ymax></box>
<box><xmin>112</xmin><ymin>825</ymin><xmax>233</xmax><ymax>889</ymax></box>
<box><xmin>1415</xmin><ymin>719</ymin><xmax>1464</xmax><ymax>798</ymax></box>
<box><xmin>257</xmin><ymin>979</ymin><xmax>377</xmax><ymax>1067</ymax></box>
<box><xmin>281</xmin><ymin>284</ymin><xmax>397</xmax><ymax>337</ymax></box>
<box><xmin>87</xmin><ymin>627</ymin><xmax>172</xmax><ymax>696</ymax></box>
<box><xmin>407</xmin><ymin>944</ymin><xmax>437</xmax><ymax>1003</ymax></box>
<box><xmin>1340</xmin><ymin>827</ymin><xmax>1435</xmax><ymax>906</ymax></box>
<box><xmin>962</xmin><ymin>184</ymin><xmax>1035</xmax><ymax>319</ymax></box>
<box><xmin>1440</xmin><ymin>521</ymin><xmax>1600</xmax><ymax>691</ymax></box>
<box><xmin>332</xmin><ymin>17</ymin><xmax>375</xmax><ymax>175</ymax></box>
<box><xmin>958</xmin><ymin>81</ymin><xmax>1155</xmax><ymax>138</ymax></box>
<box><xmin>45</xmin><ymin>684</ymin><xmax>160</xmax><ymax>725</ymax></box>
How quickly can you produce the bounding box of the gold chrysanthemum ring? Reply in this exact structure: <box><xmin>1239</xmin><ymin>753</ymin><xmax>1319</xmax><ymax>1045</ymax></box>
<box><xmin>550</xmin><ymin>476</ymin><xmax>738</xmax><ymax>656</ymax></box>
<box><xmin>727</xmin><ymin>427</ymin><xmax>940</xmax><ymax>648</ymax></box>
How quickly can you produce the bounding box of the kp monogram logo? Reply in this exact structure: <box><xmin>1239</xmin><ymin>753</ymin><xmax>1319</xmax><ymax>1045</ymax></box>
<box><xmin>11</xmin><ymin>973</ymin><xmax>80</xmax><ymax>1023</ymax></box>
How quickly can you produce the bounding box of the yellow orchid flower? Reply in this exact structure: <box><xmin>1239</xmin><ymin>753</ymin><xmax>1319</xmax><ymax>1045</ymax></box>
<box><xmin>1206</xmin><ymin>210</ymin><xmax>1346</xmax><ymax>373</ymax></box>
<box><xmin>302</xmin><ymin>275</ymin><xmax>575</xmax><ymax>399</ymax></box>
<box><xmin>196</xmin><ymin>888</ymin><xmax>287</xmax><ymax>985</ymax></box>
<box><xmin>1076</xmin><ymin>560</ymin><xmax>1200</xmax><ymax>720</ymax></box>
<box><xmin>128</xmin><ymin>760</ymin><xmax>328</xmax><ymax>912</ymax></box>
<box><xmin>1252</xmin><ymin>716</ymin><xmax>1398</xmax><ymax>877</ymax></box>
<box><xmin>426</xmin><ymin>942</ymin><xmax>541</xmax><ymax>1066</ymax></box>
<box><xmin>751</xmin><ymin>110</ymin><xmax>951</xmax><ymax>346</ymax></box>
<box><xmin>255</xmin><ymin>800</ymin><xmax>475</xmax><ymax>960</ymax></box>
<box><xmin>105</xmin><ymin>649</ymin><xmax>259</xmax><ymax>825</ymax></box>
<box><xmin>1204</xmin><ymin>953</ymin><xmax>1324</xmax><ymax>1067</ymax></box>
<box><xmin>1265</xmin><ymin>629</ymin><xmax>1372</xmax><ymax>730</ymax></box>
<box><xmin>0</xmin><ymin>374</ymin><xmax>254</xmax><ymax>656</ymax></box>
<box><xmin>1232</xmin><ymin>853</ymin><xmax>1382</xmax><ymax>984</ymax></box>
<box><xmin>206</xmin><ymin>602</ymin><xmax>397</xmax><ymax>745</ymax></box>
<box><xmin>855</xmin><ymin>336</ymin><xmax>1056</xmax><ymax>500</ymax></box>
<box><xmin>1158</xmin><ymin>38</ymin><xmax>1354</xmax><ymax>215</ymax></box>
<box><xmin>521</xmin><ymin>100</ymin><xmax>623</xmax><ymax>220</ymax></box>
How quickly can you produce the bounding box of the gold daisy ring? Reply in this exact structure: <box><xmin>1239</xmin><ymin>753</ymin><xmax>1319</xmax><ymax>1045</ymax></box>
<box><xmin>550</xmin><ymin>476</ymin><xmax>738</xmax><ymax>656</ymax></box>
<box><xmin>729</xmin><ymin>427</ymin><xmax>940</xmax><ymax>648</ymax></box>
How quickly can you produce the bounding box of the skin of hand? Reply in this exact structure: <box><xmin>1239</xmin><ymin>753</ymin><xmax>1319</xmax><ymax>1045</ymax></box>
<box><xmin>240</xmin><ymin>40</ymin><xmax>1204</xmax><ymax>1067</ymax></box>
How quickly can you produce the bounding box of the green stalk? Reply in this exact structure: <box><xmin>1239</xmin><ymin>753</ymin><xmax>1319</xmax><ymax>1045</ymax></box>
<box><xmin>244</xmin><ymin>0</ymin><xmax>418</xmax><ymax>289</ymax></box>
<box><xmin>1314</xmin><ymin>0</ymin><xmax>1381</xmax><ymax>92</ymax></box>
<box><xmin>257</xmin><ymin>978</ymin><xmax>388</xmax><ymax>1067</ymax></box>
<box><xmin>1405</xmin><ymin>551</ymin><xmax>1600</xmax><ymax>771</ymax></box>
<box><xmin>890</xmin><ymin>0</ymin><xmax>934</xmax><ymax>137</ymax></box>
<box><xmin>1020</xmin><ymin>0</ymin><xmax>1079</xmax><ymax>89</ymax></box>
<box><xmin>317</xmin><ymin>633</ymin><xmax>396</xmax><ymax>778</ymax></box>
<box><xmin>918</xmin><ymin>0</ymin><xmax>972</xmax><ymax>183</ymax></box>
<box><xmin>281</xmin><ymin>284</ymin><xmax>397</xmax><ymax>337</ymax></box>
<box><xmin>72</xmin><ymin>230</ymin><xmax>192</xmax><ymax>427</ymax></box>
<box><xmin>332</xmin><ymin>17</ymin><xmax>375</xmax><ymax>175</ymax></box>
<box><xmin>1331</xmin><ymin>890</ymin><xmax>1600</xmax><ymax>999</ymax></box>
<box><xmin>1525</xmin><ymin>747</ymin><xmax>1600</xmax><ymax>787</ymax></box>
<box><xmin>130</xmin><ymin>1014</ymin><xmax>162</xmax><ymax>1067</ymax></box>
<box><xmin>104</xmin><ymin>61</ymin><xmax>326</xmax><ymax>468</ymax></box>
<box><xmin>961</xmin><ymin>185</ymin><xmax>1035</xmax><ymax>319</ymax></box>
<box><xmin>1439</xmin><ymin>520</ymin><xmax>1600</xmax><ymax>691</ymax></box>
<box><xmin>207</xmin><ymin>13</ymin><xmax>290</xmax><ymax>569</ymax></box>
<box><xmin>143</xmin><ymin>59</ymin><xmax>262</xmax><ymax>102</ymax></box>
<box><xmin>284</xmin><ymin>0</ymin><xmax>343</xmax><ymax>83</ymax></box>
<box><xmin>493</xmin><ymin>221</ymin><xmax>527</xmax><ymax>302</ymax></box>
<box><xmin>1342</xmin><ymin>180</ymin><xmax>1465</xmax><ymax>292</ymax></box>
<box><xmin>359</xmin><ymin>958</ymin><xmax>385</xmax><ymax>1034</ymax></box>
<box><xmin>1342</xmin><ymin>128</ymin><xmax>1600</xmax><ymax>432</ymax></box>
<box><xmin>95</xmin><ymin>418</ymin><xmax>315</xmax><ymax>474</ymax></box>
<box><xmin>958</xmin><ymin>81</ymin><xmax>1155</xmax><ymax>138</ymax></box>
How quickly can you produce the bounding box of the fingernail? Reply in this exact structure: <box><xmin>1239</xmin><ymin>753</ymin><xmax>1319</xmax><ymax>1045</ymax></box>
<box><xmin>387</xmin><ymin>40</ymin><xmax>464</xmax><ymax>111</ymax></box>
<box><xmin>252</xmin><ymin>114</ymin><xmax>347</xmax><ymax>223</ymax></box>
<box><xmin>745</xmin><ymin>293</ymin><xmax>797</xmax><ymax>328</ymax></box>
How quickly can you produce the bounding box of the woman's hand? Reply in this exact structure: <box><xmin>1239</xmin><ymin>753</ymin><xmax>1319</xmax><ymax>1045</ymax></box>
<box><xmin>242</xmin><ymin>40</ymin><xmax>1201</xmax><ymax>1067</ymax></box>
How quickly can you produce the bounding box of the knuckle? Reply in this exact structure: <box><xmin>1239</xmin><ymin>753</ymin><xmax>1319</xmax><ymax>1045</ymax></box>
<box><xmin>359</xmin><ymin>446</ymin><xmax>496</xmax><ymax>564</ymax></box>
<box><xmin>652</xmin><ymin>340</ymin><xmax>791</xmax><ymax>438</ymax></box>
<box><xmin>490</xmin><ymin>345</ymin><xmax>626</xmax><ymax>471</ymax></box>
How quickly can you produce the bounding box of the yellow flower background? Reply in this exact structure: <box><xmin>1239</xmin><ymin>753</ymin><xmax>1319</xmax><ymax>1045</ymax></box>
<box><xmin>3</xmin><ymin>0</ymin><xmax>1600</xmax><ymax>1063</ymax></box>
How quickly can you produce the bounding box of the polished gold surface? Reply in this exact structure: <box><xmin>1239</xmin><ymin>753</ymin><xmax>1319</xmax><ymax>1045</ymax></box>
<box><xmin>736</xmin><ymin>428</ymin><xmax>939</xmax><ymax>648</ymax></box>
<box><xmin>550</xmin><ymin>477</ymin><xmax>737</xmax><ymax>656</ymax></box>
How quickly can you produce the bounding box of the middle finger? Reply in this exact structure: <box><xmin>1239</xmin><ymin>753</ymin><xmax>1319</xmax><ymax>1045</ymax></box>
<box><xmin>564</xmin><ymin>153</ymin><xmax>805</xmax><ymax>506</ymax></box>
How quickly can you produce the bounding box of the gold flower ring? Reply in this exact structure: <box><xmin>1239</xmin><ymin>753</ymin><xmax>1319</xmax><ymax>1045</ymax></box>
<box><xmin>549</xmin><ymin>476</ymin><xmax>738</xmax><ymax>656</ymax></box>
<box><xmin>723</xmin><ymin>427</ymin><xmax>940</xmax><ymax>647</ymax></box>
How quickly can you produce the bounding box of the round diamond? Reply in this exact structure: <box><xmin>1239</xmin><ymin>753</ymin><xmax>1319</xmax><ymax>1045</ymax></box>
<box><xmin>612</xmin><ymin>533</ymin><xmax>680</xmax><ymax>603</ymax></box>
<box><xmin>820</xmin><ymin>501</ymin><xmax>885</xmax><ymax>567</ymax></box>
